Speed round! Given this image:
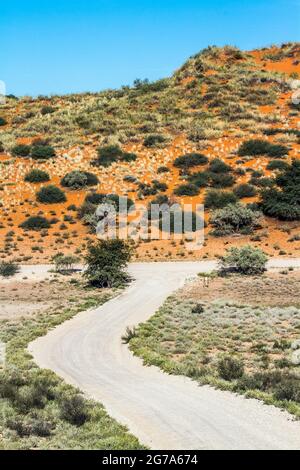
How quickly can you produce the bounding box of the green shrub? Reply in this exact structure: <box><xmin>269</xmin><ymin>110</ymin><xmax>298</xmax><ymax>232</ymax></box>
<box><xmin>204</xmin><ymin>190</ymin><xmax>238</xmax><ymax>209</ymax></box>
<box><xmin>0</xmin><ymin>261</ymin><xmax>19</xmax><ymax>278</ymax></box>
<box><xmin>233</xmin><ymin>183</ymin><xmax>257</xmax><ymax>198</ymax></box>
<box><xmin>0</xmin><ymin>117</ymin><xmax>7</xmax><ymax>126</ymax></box>
<box><xmin>152</xmin><ymin>180</ymin><xmax>168</xmax><ymax>192</ymax></box>
<box><xmin>157</xmin><ymin>166</ymin><xmax>170</xmax><ymax>173</ymax></box>
<box><xmin>210</xmin><ymin>203</ymin><xmax>261</xmax><ymax>236</ymax></box>
<box><xmin>209</xmin><ymin>172</ymin><xmax>236</xmax><ymax>188</ymax></box>
<box><xmin>260</xmin><ymin>160</ymin><xmax>300</xmax><ymax>220</ymax></box>
<box><xmin>31</xmin><ymin>145</ymin><xmax>56</xmax><ymax>160</ymax></box>
<box><xmin>121</xmin><ymin>152</ymin><xmax>137</xmax><ymax>162</ymax></box>
<box><xmin>36</xmin><ymin>185</ymin><xmax>66</xmax><ymax>204</ymax></box>
<box><xmin>61</xmin><ymin>171</ymin><xmax>88</xmax><ymax>189</ymax></box>
<box><xmin>84</xmin><ymin>239</ymin><xmax>132</xmax><ymax>288</ymax></box>
<box><xmin>144</xmin><ymin>134</ymin><xmax>166</xmax><ymax>147</ymax></box>
<box><xmin>59</xmin><ymin>394</ymin><xmax>89</xmax><ymax>426</ymax></box>
<box><xmin>24</xmin><ymin>169</ymin><xmax>50</xmax><ymax>183</ymax></box>
<box><xmin>209</xmin><ymin>158</ymin><xmax>232</xmax><ymax>173</ymax></box>
<box><xmin>11</xmin><ymin>144</ymin><xmax>31</xmax><ymax>157</ymax></box>
<box><xmin>238</xmin><ymin>139</ymin><xmax>289</xmax><ymax>158</ymax></box>
<box><xmin>40</xmin><ymin>105</ymin><xmax>55</xmax><ymax>115</ymax></box>
<box><xmin>20</xmin><ymin>216</ymin><xmax>51</xmax><ymax>231</ymax></box>
<box><xmin>174</xmin><ymin>183</ymin><xmax>199</xmax><ymax>196</ymax></box>
<box><xmin>220</xmin><ymin>245</ymin><xmax>268</xmax><ymax>275</ymax></box>
<box><xmin>266</xmin><ymin>160</ymin><xmax>289</xmax><ymax>171</ymax></box>
<box><xmin>188</xmin><ymin>171</ymin><xmax>210</xmax><ymax>188</ymax></box>
<box><xmin>217</xmin><ymin>356</ymin><xmax>244</xmax><ymax>381</ymax></box>
<box><xmin>173</xmin><ymin>153</ymin><xmax>208</xmax><ymax>169</ymax></box>
<box><xmin>96</xmin><ymin>145</ymin><xmax>123</xmax><ymax>167</ymax></box>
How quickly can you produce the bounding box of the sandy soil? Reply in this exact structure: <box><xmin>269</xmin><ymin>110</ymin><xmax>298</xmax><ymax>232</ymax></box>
<box><xmin>29</xmin><ymin>260</ymin><xmax>300</xmax><ymax>450</ymax></box>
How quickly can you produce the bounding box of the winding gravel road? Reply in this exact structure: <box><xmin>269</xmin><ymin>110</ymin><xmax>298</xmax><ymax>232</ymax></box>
<box><xmin>28</xmin><ymin>260</ymin><xmax>300</xmax><ymax>450</ymax></box>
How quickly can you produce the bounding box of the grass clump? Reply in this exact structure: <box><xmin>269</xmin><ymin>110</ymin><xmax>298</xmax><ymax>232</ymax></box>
<box><xmin>0</xmin><ymin>261</ymin><xmax>19</xmax><ymax>278</ymax></box>
<box><xmin>173</xmin><ymin>153</ymin><xmax>208</xmax><ymax>170</ymax></box>
<box><xmin>204</xmin><ymin>190</ymin><xmax>238</xmax><ymax>209</ymax></box>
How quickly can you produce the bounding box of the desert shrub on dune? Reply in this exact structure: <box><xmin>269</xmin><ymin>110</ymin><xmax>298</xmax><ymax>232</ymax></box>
<box><xmin>209</xmin><ymin>172</ymin><xmax>236</xmax><ymax>188</ymax></box>
<box><xmin>174</xmin><ymin>183</ymin><xmax>199</xmax><ymax>196</ymax></box>
<box><xmin>20</xmin><ymin>216</ymin><xmax>51</xmax><ymax>231</ymax></box>
<box><xmin>238</xmin><ymin>139</ymin><xmax>289</xmax><ymax>158</ymax></box>
<box><xmin>208</xmin><ymin>158</ymin><xmax>232</xmax><ymax>174</ymax></box>
<box><xmin>233</xmin><ymin>183</ymin><xmax>257</xmax><ymax>198</ymax></box>
<box><xmin>143</xmin><ymin>134</ymin><xmax>166</xmax><ymax>147</ymax></box>
<box><xmin>173</xmin><ymin>153</ymin><xmax>208</xmax><ymax>169</ymax></box>
<box><xmin>11</xmin><ymin>144</ymin><xmax>31</xmax><ymax>157</ymax></box>
<box><xmin>61</xmin><ymin>171</ymin><xmax>98</xmax><ymax>189</ymax></box>
<box><xmin>0</xmin><ymin>117</ymin><xmax>7</xmax><ymax>126</ymax></box>
<box><xmin>188</xmin><ymin>171</ymin><xmax>210</xmax><ymax>188</ymax></box>
<box><xmin>24</xmin><ymin>169</ymin><xmax>50</xmax><ymax>183</ymax></box>
<box><xmin>204</xmin><ymin>190</ymin><xmax>238</xmax><ymax>209</ymax></box>
<box><xmin>266</xmin><ymin>160</ymin><xmax>289</xmax><ymax>171</ymax></box>
<box><xmin>31</xmin><ymin>144</ymin><xmax>56</xmax><ymax>160</ymax></box>
<box><xmin>260</xmin><ymin>159</ymin><xmax>300</xmax><ymax>220</ymax></box>
<box><xmin>36</xmin><ymin>185</ymin><xmax>66</xmax><ymax>204</ymax></box>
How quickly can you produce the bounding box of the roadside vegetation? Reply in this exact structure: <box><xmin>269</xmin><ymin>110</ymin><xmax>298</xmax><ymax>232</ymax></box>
<box><xmin>129</xmin><ymin>266</ymin><xmax>300</xmax><ymax>418</ymax></box>
<box><xmin>0</xmin><ymin>269</ymin><xmax>143</xmax><ymax>449</ymax></box>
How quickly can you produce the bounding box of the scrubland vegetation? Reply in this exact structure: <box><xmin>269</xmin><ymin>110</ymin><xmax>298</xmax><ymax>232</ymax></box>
<box><xmin>129</xmin><ymin>266</ymin><xmax>300</xmax><ymax>417</ymax></box>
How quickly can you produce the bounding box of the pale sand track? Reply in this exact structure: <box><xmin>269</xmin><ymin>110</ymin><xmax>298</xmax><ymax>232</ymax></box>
<box><xmin>28</xmin><ymin>260</ymin><xmax>300</xmax><ymax>450</ymax></box>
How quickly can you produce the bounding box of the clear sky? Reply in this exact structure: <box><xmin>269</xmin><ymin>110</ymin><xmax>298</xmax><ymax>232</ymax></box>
<box><xmin>1</xmin><ymin>0</ymin><xmax>299</xmax><ymax>96</ymax></box>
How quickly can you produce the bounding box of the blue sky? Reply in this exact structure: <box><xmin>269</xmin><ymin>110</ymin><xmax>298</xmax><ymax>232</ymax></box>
<box><xmin>1</xmin><ymin>0</ymin><xmax>299</xmax><ymax>96</ymax></box>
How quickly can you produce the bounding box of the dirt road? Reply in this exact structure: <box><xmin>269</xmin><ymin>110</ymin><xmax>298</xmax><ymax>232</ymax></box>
<box><xmin>28</xmin><ymin>260</ymin><xmax>300</xmax><ymax>450</ymax></box>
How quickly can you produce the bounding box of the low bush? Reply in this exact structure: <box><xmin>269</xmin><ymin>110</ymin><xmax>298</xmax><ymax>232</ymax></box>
<box><xmin>173</xmin><ymin>153</ymin><xmax>208</xmax><ymax>169</ymax></box>
<box><xmin>40</xmin><ymin>106</ymin><xmax>55</xmax><ymax>115</ymax></box>
<box><xmin>208</xmin><ymin>158</ymin><xmax>232</xmax><ymax>174</ymax></box>
<box><xmin>220</xmin><ymin>245</ymin><xmax>268</xmax><ymax>275</ymax></box>
<box><xmin>260</xmin><ymin>160</ymin><xmax>300</xmax><ymax>220</ymax></box>
<box><xmin>20</xmin><ymin>216</ymin><xmax>51</xmax><ymax>231</ymax></box>
<box><xmin>36</xmin><ymin>185</ymin><xmax>67</xmax><ymax>204</ymax></box>
<box><xmin>238</xmin><ymin>139</ymin><xmax>289</xmax><ymax>158</ymax></box>
<box><xmin>233</xmin><ymin>183</ymin><xmax>257</xmax><ymax>198</ymax></box>
<box><xmin>174</xmin><ymin>183</ymin><xmax>199</xmax><ymax>196</ymax></box>
<box><xmin>59</xmin><ymin>394</ymin><xmax>89</xmax><ymax>426</ymax></box>
<box><xmin>144</xmin><ymin>134</ymin><xmax>166</xmax><ymax>147</ymax></box>
<box><xmin>0</xmin><ymin>261</ymin><xmax>19</xmax><ymax>278</ymax></box>
<box><xmin>188</xmin><ymin>171</ymin><xmax>210</xmax><ymax>188</ymax></box>
<box><xmin>24</xmin><ymin>169</ymin><xmax>50</xmax><ymax>183</ymax></box>
<box><xmin>11</xmin><ymin>144</ymin><xmax>31</xmax><ymax>157</ymax></box>
<box><xmin>266</xmin><ymin>160</ymin><xmax>289</xmax><ymax>171</ymax></box>
<box><xmin>61</xmin><ymin>171</ymin><xmax>88</xmax><ymax>189</ymax></box>
<box><xmin>217</xmin><ymin>356</ymin><xmax>244</xmax><ymax>381</ymax></box>
<box><xmin>96</xmin><ymin>145</ymin><xmax>123</xmax><ymax>167</ymax></box>
<box><xmin>204</xmin><ymin>190</ymin><xmax>238</xmax><ymax>209</ymax></box>
<box><xmin>0</xmin><ymin>117</ymin><xmax>7</xmax><ymax>126</ymax></box>
<box><xmin>210</xmin><ymin>203</ymin><xmax>261</xmax><ymax>236</ymax></box>
<box><xmin>31</xmin><ymin>145</ymin><xmax>56</xmax><ymax>160</ymax></box>
<box><xmin>209</xmin><ymin>172</ymin><xmax>236</xmax><ymax>188</ymax></box>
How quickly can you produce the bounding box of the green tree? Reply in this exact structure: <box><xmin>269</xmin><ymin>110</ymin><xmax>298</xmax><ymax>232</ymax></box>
<box><xmin>84</xmin><ymin>239</ymin><xmax>132</xmax><ymax>288</ymax></box>
<box><xmin>220</xmin><ymin>245</ymin><xmax>268</xmax><ymax>275</ymax></box>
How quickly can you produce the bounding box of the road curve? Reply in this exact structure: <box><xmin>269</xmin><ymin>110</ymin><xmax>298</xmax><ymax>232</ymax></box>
<box><xmin>29</xmin><ymin>260</ymin><xmax>300</xmax><ymax>450</ymax></box>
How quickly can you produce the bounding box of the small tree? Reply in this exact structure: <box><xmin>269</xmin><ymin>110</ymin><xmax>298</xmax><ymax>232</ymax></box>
<box><xmin>0</xmin><ymin>261</ymin><xmax>19</xmax><ymax>278</ymax></box>
<box><xmin>51</xmin><ymin>253</ymin><xmax>79</xmax><ymax>273</ymax></box>
<box><xmin>220</xmin><ymin>245</ymin><xmax>268</xmax><ymax>275</ymax></box>
<box><xmin>84</xmin><ymin>239</ymin><xmax>132</xmax><ymax>288</ymax></box>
